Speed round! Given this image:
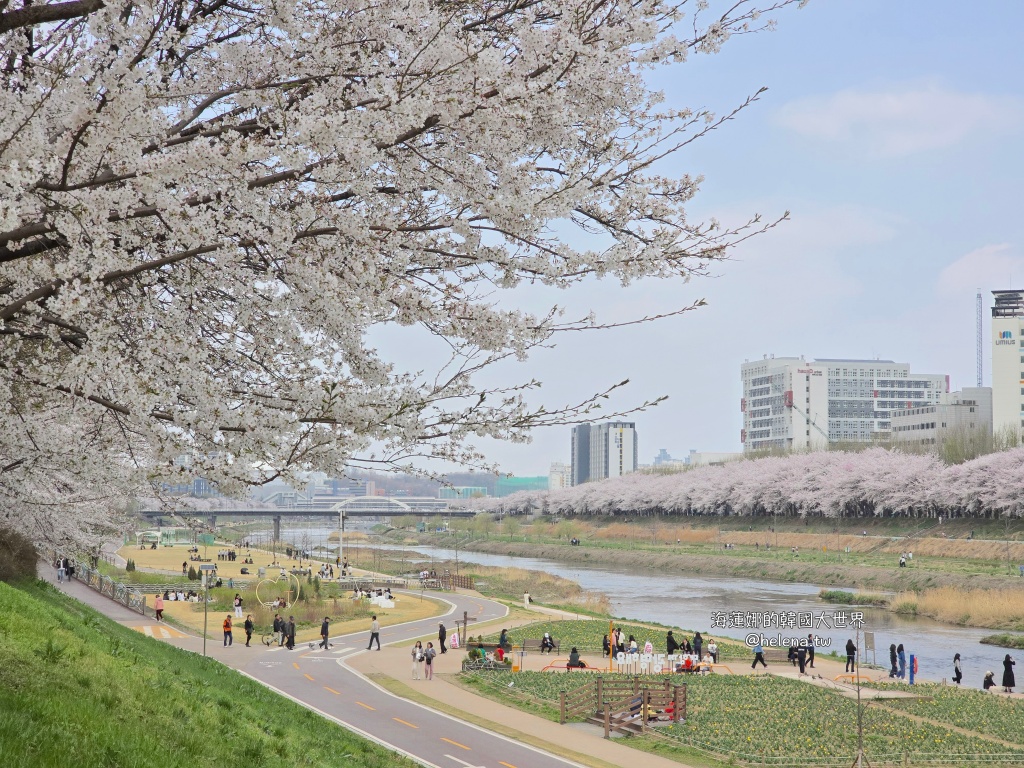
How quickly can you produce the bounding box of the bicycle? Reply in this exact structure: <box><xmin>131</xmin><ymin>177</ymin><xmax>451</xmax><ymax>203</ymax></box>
<box><xmin>262</xmin><ymin>632</ymin><xmax>279</xmax><ymax>647</ymax></box>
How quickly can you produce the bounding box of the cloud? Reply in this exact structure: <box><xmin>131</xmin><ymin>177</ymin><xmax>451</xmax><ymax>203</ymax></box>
<box><xmin>937</xmin><ymin>244</ymin><xmax>1024</xmax><ymax>296</ymax></box>
<box><xmin>775</xmin><ymin>85</ymin><xmax>1022</xmax><ymax>157</ymax></box>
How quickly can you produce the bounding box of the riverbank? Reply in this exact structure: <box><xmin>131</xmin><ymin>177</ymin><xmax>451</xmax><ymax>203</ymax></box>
<box><xmin>393</xmin><ymin>533</ymin><xmax>1024</xmax><ymax>595</ymax></box>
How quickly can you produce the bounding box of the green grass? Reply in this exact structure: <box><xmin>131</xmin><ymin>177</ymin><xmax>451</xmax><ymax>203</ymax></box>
<box><xmin>819</xmin><ymin>589</ymin><xmax>890</xmax><ymax>606</ymax></box>
<box><xmin>459</xmin><ymin>671</ymin><xmax>1024</xmax><ymax>765</ymax></box>
<box><xmin>0</xmin><ymin>579</ymin><xmax>417</xmax><ymax>768</ymax></box>
<box><xmin>981</xmin><ymin>633</ymin><xmax>1024</xmax><ymax>650</ymax></box>
<box><xmin>473</xmin><ymin>619</ymin><xmax>748</xmax><ymax>659</ymax></box>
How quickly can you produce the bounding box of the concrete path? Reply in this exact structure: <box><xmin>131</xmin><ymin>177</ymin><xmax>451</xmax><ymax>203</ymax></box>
<box><xmin>39</xmin><ymin>565</ymin><xmax>692</xmax><ymax>768</ymax></box>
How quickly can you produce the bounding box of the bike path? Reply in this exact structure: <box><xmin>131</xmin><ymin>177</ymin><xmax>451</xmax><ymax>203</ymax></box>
<box><xmin>39</xmin><ymin>566</ymin><xmax>586</xmax><ymax>768</ymax></box>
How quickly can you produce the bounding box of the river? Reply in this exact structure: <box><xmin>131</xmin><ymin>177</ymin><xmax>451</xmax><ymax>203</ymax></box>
<box><xmin>264</xmin><ymin>525</ymin><xmax>1012</xmax><ymax>690</ymax></box>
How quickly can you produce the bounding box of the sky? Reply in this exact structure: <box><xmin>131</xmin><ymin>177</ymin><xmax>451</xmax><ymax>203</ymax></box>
<box><xmin>403</xmin><ymin>1</ymin><xmax>1024</xmax><ymax>478</ymax></box>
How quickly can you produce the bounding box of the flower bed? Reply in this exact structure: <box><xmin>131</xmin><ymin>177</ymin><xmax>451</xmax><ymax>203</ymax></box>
<box><xmin>458</xmin><ymin>671</ymin><xmax>1024</xmax><ymax>764</ymax></box>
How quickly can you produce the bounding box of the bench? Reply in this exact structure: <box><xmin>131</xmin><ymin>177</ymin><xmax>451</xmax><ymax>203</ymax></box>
<box><xmin>522</xmin><ymin>638</ymin><xmax>560</xmax><ymax>654</ymax></box>
<box><xmin>762</xmin><ymin>648</ymin><xmax>800</xmax><ymax>665</ymax></box>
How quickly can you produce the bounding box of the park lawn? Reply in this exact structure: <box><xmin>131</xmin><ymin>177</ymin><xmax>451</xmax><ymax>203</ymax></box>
<box><xmin>458</xmin><ymin>671</ymin><xmax>1024</xmax><ymax>764</ymax></box>
<box><xmin>864</xmin><ymin>682</ymin><xmax>1024</xmax><ymax>746</ymax></box>
<box><xmin>161</xmin><ymin>589</ymin><xmax>446</xmax><ymax>643</ymax></box>
<box><xmin>0</xmin><ymin>579</ymin><xmax>416</xmax><ymax>768</ymax></box>
<box><xmin>476</xmin><ymin>619</ymin><xmax>749</xmax><ymax>660</ymax></box>
<box><xmin>117</xmin><ymin>542</ymin><xmax>328</xmax><ymax>581</ymax></box>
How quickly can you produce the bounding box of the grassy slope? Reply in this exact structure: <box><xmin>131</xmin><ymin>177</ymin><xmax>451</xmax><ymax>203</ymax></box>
<box><xmin>0</xmin><ymin>579</ymin><xmax>416</xmax><ymax>768</ymax></box>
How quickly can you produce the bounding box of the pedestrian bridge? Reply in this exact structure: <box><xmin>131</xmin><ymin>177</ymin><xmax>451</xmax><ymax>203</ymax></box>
<box><xmin>139</xmin><ymin>496</ymin><xmax>474</xmax><ymax>520</ymax></box>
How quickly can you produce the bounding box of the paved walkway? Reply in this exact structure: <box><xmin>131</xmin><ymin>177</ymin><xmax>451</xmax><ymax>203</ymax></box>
<box><xmin>38</xmin><ymin>564</ymin><xmax>691</xmax><ymax>768</ymax></box>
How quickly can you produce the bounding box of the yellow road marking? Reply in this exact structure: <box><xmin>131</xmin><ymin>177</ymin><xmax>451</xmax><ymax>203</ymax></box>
<box><xmin>324</xmin><ymin>687</ymin><xmax>341</xmax><ymax>695</ymax></box>
<box><xmin>292</xmin><ymin>662</ymin><xmax>300</xmax><ymax>670</ymax></box>
<box><xmin>132</xmin><ymin>625</ymin><xmax>187</xmax><ymax>639</ymax></box>
<box><xmin>393</xmin><ymin>717</ymin><xmax>419</xmax><ymax>729</ymax></box>
<box><xmin>500</xmin><ymin>762</ymin><xmax>518</xmax><ymax>768</ymax></box>
<box><xmin>303</xmin><ymin>674</ymin><xmax>314</xmax><ymax>681</ymax></box>
<box><xmin>440</xmin><ymin>738</ymin><xmax>470</xmax><ymax>750</ymax></box>
<box><xmin>356</xmin><ymin>701</ymin><xmax>375</xmax><ymax>711</ymax></box>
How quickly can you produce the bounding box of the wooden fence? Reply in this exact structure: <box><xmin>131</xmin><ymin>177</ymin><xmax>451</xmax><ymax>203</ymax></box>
<box><xmin>559</xmin><ymin>677</ymin><xmax>686</xmax><ymax>737</ymax></box>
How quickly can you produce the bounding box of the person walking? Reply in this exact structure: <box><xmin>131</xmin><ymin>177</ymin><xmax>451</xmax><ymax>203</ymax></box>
<box><xmin>272</xmin><ymin>613</ymin><xmax>283</xmax><ymax>646</ymax></box>
<box><xmin>233</xmin><ymin>594</ymin><xmax>243</xmax><ymax>618</ymax></box>
<box><xmin>56</xmin><ymin>558</ymin><xmax>65</xmax><ymax>583</ymax></box>
<box><xmin>223</xmin><ymin>615</ymin><xmax>233</xmax><ymax>647</ymax></box>
<box><xmin>666</xmin><ymin>630</ymin><xmax>680</xmax><ymax>656</ymax></box>
<box><xmin>889</xmin><ymin>644</ymin><xmax>898</xmax><ymax>678</ymax></box>
<box><xmin>806</xmin><ymin>633</ymin><xmax>815</xmax><ymax>668</ymax></box>
<box><xmin>244</xmin><ymin>614</ymin><xmax>254</xmax><ymax>647</ymax></box>
<box><xmin>1002</xmin><ymin>654</ymin><xmax>1016</xmax><ymax>693</ymax></box>
<box><xmin>154</xmin><ymin>593</ymin><xmax>164</xmax><ymax>622</ymax></box>
<box><xmin>438</xmin><ymin>622</ymin><xmax>447</xmax><ymax>654</ymax></box>
<box><xmin>751</xmin><ymin>641</ymin><xmax>767</xmax><ymax>669</ymax></box>
<box><xmin>796</xmin><ymin>642</ymin><xmax>808</xmax><ymax>674</ymax></box>
<box><xmin>319</xmin><ymin>616</ymin><xmax>330</xmax><ymax>650</ymax></box>
<box><xmin>411</xmin><ymin>641</ymin><xmax>424</xmax><ymax>680</ymax></box>
<box><xmin>952</xmin><ymin>653</ymin><xmax>962</xmax><ymax>685</ymax></box>
<box><xmin>367</xmin><ymin>615</ymin><xmax>381</xmax><ymax>650</ymax></box>
<box><xmin>182</xmin><ymin>561</ymin><xmax>188</xmax><ymax>576</ymax></box>
<box><xmin>424</xmin><ymin>642</ymin><xmax>436</xmax><ymax>679</ymax></box>
<box><xmin>845</xmin><ymin>638</ymin><xmax>857</xmax><ymax>673</ymax></box>
<box><xmin>286</xmin><ymin>616</ymin><xmax>296</xmax><ymax>650</ymax></box>
<box><xmin>897</xmin><ymin>644</ymin><xmax>907</xmax><ymax>679</ymax></box>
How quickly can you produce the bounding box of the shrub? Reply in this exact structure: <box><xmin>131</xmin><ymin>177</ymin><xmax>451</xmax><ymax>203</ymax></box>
<box><xmin>187</xmin><ymin>565</ymin><xmax>198</xmax><ymax>581</ymax></box>
<box><xmin>0</xmin><ymin>527</ymin><xmax>38</xmax><ymax>582</ymax></box>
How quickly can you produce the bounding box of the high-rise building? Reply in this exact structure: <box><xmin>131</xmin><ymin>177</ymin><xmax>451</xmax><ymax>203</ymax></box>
<box><xmin>570</xmin><ymin>424</ymin><xmax>591</xmax><ymax>485</ymax></box>
<box><xmin>570</xmin><ymin>421</ymin><xmax>638</xmax><ymax>484</ymax></box>
<box><xmin>549</xmin><ymin>462</ymin><xmax>571</xmax><ymax>491</ymax></box>
<box><xmin>991</xmin><ymin>290</ymin><xmax>1024</xmax><ymax>436</ymax></box>
<box><xmin>740</xmin><ymin>356</ymin><xmax>948</xmax><ymax>452</ymax></box>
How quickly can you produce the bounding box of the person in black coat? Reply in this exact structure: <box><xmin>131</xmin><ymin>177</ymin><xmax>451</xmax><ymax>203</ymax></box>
<box><xmin>438</xmin><ymin>622</ymin><xmax>447</xmax><ymax>654</ymax></box>
<box><xmin>845</xmin><ymin>639</ymin><xmax>857</xmax><ymax>673</ymax></box>
<box><xmin>603</xmin><ymin>635</ymin><xmax>611</xmax><ymax>657</ymax></box>
<box><xmin>1002</xmin><ymin>654</ymin><xmax>1016</xmax><ymax>693</ymax></box>
<box><xmin>952</xmin><ymin>653</ymin><xmax>962</xmax><ymax>685</ymax></box>
<box><xmin>666</xmin><ymin>631</ymin><xmax>680</xmax><ymax>656</ymax></box>
<box><xmin>693</xmin><ymin>632</ymin><xmax>703</xmax><ymax>659</ymax></box>
<box><xmin>319</xmin><ymin>616</ymin><xmax>330</xmax><ymax>649</ymax></box>
<box><xmin>889</xmin><ymin>644</ymin><xmax>898</xmax><ymax>678</ymax></box>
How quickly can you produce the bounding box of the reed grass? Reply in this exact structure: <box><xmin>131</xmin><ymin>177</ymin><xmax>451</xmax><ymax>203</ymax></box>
<box><xmin>890</xmin><ymin>586</ymin><xmax>1024</xmax><ymax>630</ymax></box>
<box><xmin>460</xmin><ymin>563</ymin><xmax>611</xmax><ymax>613</ymax></box>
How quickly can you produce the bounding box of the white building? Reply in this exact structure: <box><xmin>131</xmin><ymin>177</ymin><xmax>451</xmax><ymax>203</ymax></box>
<box><xmin>891</xmin><ymin>387</ymin><xmax>992</xmax><ymax>446</ymax></box>
<box><xmin>686</xmin><ymin>450</ymin><xmax>743</xmax><ymax>467</ymax></box>
<box><xmin>991</xmin><ymin>290</ymin><xmax>1024</xmax><ymax>436</ymax></box>
<box><xmin>740</xmin><ymin>356</ymin><xmax>948</xmax><ymax>453</ymax></box>
<box><xmin>570</xmin><ymin>421</ymin><xmax>638</xmax><ymax>484</ymax></box>
<box><xmin>548</xmin><ymin>462</ymin><xmax>571</xmax><ymax>491</ymax></box>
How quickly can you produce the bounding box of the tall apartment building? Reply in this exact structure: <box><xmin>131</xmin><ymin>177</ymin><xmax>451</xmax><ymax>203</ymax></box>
<box><xmin>991</xmin><ymin>290</ymin><xmax>1024</xmax><ymax>435</ymax></box>
<box><xmin>570</xmin><ymin>421</ymin><xmax>639</xmax><ymax>485</ymax></box>
<box><xmin>891</xmin><ymin>387</ymin><xmax>992</xmax><ymax>446</ymax></box>
<box><xmin>549</xmin><ymin>462</ymin><xmax>571</xmax><ymax>491</ymax></box>
<box><xmin>740</xmin><ymin>357</ymin><xmax>948</xmax><ymax>452</ymax></box>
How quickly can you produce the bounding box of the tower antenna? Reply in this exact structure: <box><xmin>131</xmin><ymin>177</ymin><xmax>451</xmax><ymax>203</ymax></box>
<box><xmin>977</xmin><ymin>290</ymin><xmax>983</xmax><ymax>387</ymax></box>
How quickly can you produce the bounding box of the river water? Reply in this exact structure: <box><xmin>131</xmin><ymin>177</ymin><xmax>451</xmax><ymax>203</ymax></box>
<box><xmin>264</xmin><ymin>525</ymin><xmax>1013</xmax><ymax>690</ymax></box>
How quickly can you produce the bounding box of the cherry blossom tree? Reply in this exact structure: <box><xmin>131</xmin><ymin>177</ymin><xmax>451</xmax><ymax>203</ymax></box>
<box><xmin>1</xmin><ymin>0</ymin><xmax>804</xmax><ymax>545</ymax></box>
<box><xmin>475</xmin><ymin>448</ymin><xmax>1024</xmax><ymax>520</ymax></box>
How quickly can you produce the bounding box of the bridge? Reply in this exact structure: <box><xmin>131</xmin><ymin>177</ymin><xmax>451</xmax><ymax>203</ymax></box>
<box><xmin>139</xmin><ymin>496</ymin><xmax>474</xmax><ymax>539</ymax></box>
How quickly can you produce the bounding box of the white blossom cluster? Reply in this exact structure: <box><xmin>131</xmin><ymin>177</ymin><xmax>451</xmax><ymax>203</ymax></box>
<box><xmin>1</xmin><ymin>0</ymin><xmax>799</xmax><ymax>546</ymax></box>
<box><xmin>475</xmin><ymin>448</ymin><xmax>1024</xmax><ymax>519</ymax></box>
